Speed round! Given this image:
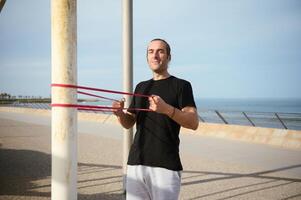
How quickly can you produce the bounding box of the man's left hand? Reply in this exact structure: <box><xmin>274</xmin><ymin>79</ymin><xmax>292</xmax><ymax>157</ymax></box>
<box><xmin>148</xmin><ymin>95</ymin><xmax>171</xmax><ymax>115</ymax></box>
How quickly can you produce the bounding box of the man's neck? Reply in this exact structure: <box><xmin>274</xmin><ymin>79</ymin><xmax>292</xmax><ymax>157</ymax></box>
<box><xmin>153</xmin><ymin>71</ymin><xmax>171</xmax><ymax>81</ymax></box>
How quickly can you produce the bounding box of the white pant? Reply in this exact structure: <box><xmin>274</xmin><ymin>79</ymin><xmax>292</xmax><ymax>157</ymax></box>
<box><xmin>126</xmin><ymin>165</ymin><xmax>181</xmax><ymax>200</ymax></box>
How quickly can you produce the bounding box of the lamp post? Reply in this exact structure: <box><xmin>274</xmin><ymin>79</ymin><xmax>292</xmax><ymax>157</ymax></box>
<box><xmin>122</xmin><ymin>0</ymin><xmax>133</xmax><ymax>193</ymax></box>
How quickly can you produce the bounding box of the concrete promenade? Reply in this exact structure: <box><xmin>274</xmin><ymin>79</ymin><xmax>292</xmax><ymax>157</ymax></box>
<box><xmin>0</xmin><ymin>110</ymin><xmax>301</xmax><ymax>199</ymax></box>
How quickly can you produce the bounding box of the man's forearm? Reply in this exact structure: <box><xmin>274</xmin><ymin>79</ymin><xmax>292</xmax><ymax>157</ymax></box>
<box><xmin>165</xmin><ymin>105</ymin><xmax>199</xmax><ymax>130</ymax></box>
<box><xmin>116</xmin><ymin>111</ymin><xmax>136</xmax><ymax>129</ymax></box>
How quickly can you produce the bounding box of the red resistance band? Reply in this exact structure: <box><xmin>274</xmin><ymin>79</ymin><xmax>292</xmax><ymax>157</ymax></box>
<box><xmin>51</xmin><ymin>83</ymin><xmax>152</xmax><ymax>112</ymax></box>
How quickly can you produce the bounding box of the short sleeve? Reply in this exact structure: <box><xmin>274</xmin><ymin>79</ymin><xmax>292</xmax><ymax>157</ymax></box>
<box><xmin>178</xmin><ymin>81</ymin><xmax>196</xmax><ymax>109</ymax></box>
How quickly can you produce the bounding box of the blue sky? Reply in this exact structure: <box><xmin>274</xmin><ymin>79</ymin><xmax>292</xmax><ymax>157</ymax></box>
<box><xmin>0</xmin><ymin>0</ymin><xmax>300</xmax><ymax>99</ymax></box>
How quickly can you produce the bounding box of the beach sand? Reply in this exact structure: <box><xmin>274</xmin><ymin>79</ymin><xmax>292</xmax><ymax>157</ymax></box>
<box><xmin>1</xmin><ymin>113</ymin><xmax>301</xmax><ymax>200</ymax></box>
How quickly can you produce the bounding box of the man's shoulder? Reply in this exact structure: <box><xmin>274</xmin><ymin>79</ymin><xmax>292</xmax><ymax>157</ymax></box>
<box><xmin>136</xmin><ymin>79</ymin><xmax>153</xmax><ymax>87</ymax></box>
<box><xmin>170</xmin><ymin>76</ymin><xmax>191</xmax><ymax>87</ymax></box>
<box><xmin>134</xmin><ymin>78</ymin><xmax>153</xmax><ymax>91</ymax></box>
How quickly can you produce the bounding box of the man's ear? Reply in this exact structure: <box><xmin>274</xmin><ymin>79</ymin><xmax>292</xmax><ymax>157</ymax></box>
<box><xmin>168</xmin><ymin>55</ymin><xmax>171</xmax><ymax>61</ymax></box>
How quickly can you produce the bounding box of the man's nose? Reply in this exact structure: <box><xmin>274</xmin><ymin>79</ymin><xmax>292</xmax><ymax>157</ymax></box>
<box><xmin>154</xmin><ymin>52</ymin><xmax>159</xmax><ymax>59</ymax></box>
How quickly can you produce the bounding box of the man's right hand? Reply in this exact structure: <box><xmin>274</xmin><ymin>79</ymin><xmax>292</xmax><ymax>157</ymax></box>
<box><xmin>112</xmin><ymin>98</ymin><xmax>136</xmax><ymax>129</ymax></box>
<box><xmin>112</xmin><ymin>99</ymin><xmax>125</xmax><ymax>116</ymax></box>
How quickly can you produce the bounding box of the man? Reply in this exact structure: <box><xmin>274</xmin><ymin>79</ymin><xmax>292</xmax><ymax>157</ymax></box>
<box><xmin>112</xmin><ymin>38</ymin><xmax>199</xmax><ymax>200</ymax></box>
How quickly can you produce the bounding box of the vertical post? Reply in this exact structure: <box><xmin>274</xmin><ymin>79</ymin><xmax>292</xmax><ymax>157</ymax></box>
<box><xmin>122</xmin><ymin>0</ymin><xmax>133</xmax><ymax>193</ymax></box>
<box><xmin>51</xmin><ymin>0</ymin><xmax>77</xmax><ymax>199</ymax></box>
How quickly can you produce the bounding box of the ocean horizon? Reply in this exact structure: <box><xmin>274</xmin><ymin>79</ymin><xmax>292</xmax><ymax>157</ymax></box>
<box><xmin>195</xmin><ymin>98</ymin><xmax>301</xmax><ymax>114</ymax></box>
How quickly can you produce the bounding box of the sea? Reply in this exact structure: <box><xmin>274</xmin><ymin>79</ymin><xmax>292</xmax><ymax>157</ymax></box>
<box><xmin>195</xmin><ymin>98</ymin><xmax>301</xmax><ymax>114</ymax></box>
<box><xmin>193</xmin><ymin>98</ymin><xmax>301</xmax><ymax>130</ymax></box>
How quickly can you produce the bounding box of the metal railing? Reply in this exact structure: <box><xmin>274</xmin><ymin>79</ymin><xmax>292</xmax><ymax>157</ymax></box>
<box><xmin>198</xmin><ymin>110</ymin><xmax>301</xmax><ymax>130</ymax></box>
<box><xmin>1</xmin><ymin>103</ymin><xmax>301</xmax><ymax>130</ymax></box>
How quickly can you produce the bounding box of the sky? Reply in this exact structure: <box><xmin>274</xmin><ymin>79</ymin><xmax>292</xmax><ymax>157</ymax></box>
<box><xmin>0</xmin><ymin>0</ymin><xmax>301</xmax><ymax>100</ymax></box>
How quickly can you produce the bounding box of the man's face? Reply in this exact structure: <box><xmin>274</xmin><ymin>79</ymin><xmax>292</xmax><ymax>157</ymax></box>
<box><xmin>147</xmin><ymin>40</ymin><xmax>170</xmax><ymax>73</ymax></box>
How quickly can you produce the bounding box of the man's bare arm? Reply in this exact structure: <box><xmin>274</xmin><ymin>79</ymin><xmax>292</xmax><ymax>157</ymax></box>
<box><xmin>112</xmin><ymin>100</ymin><xmax>136</xmax><ymax>129</ymax></box>
<box><xmin>167</xmin><ymin>106</ymin><xmax>199</xmax><ymax>130</ymax></box>
<box><xmin>149</xmin><ymin>96</ymin><xmax>199</xmax><ymax>130</ymax></box>
<box><xmin>115</xmin><ymin>111</ymin><xmax>136</xmax><ymax>129</ymax></box>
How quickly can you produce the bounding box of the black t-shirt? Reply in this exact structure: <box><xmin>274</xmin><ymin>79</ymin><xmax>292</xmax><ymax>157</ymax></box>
<box><xmin>127</xmin><ymin>76</ymin><xmax>196</xmax><ymax>171</ymax></box>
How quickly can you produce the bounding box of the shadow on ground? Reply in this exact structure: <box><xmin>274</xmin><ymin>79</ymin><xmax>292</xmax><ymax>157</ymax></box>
<box><xmin>1</xmin><ymin>148</ymin><xmax>301</xmax><ymax>200</ymax></box>
<box><xmin>183</xmin><ymin>166</ymin><xmax>301</xmax><ymax>200</ymax></box>
<box><xmin>0</xmin><ymin>148</ymin><xmax>124</xmax><ymax>199</ymax></box>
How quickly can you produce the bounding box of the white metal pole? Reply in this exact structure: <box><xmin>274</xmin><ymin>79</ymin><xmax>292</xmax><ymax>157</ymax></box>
<box><xmin>51</xmin><ymin>0</ymin><xmax>77</xmax><ymax>199</ymax></box>
<box><xmin>122</xmin><ymin>0</ymin><xmax>133</xmax><ymax>193</ymax></box>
